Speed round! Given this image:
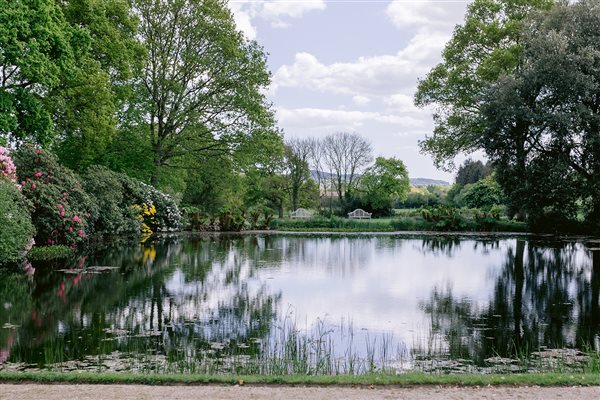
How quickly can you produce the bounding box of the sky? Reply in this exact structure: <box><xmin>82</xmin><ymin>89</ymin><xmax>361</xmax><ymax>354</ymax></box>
<box><xmin>227</xmin><ymin>0</ymin><xmax>473</xmax><ymax>182</ymax></box>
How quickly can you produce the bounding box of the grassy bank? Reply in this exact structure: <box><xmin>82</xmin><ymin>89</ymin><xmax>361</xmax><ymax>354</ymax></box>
<box><xmin>269</xmin><ymin>215</ymin><xmax>528</xmax><ymax>233</ymax></box>
<box><xmin>0</xmin><ymin>371</ymin><xmax>599</xmax><ymax>386</ymax></box>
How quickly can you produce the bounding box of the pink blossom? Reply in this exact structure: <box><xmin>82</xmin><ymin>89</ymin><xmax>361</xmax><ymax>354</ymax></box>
<box><xmin>60</xmin><ymin>210</ymin><xmax>65</xmax><ymax>217</ymax></box>
<box><xmin>72</xmin><ymin>215</ymin><xmax>81</xmax><ymax>223</ymax></box>
<box><xmin>35</xmin><ymin>149</ymin><xmax>41</xmax><ymax>154</ymax></box>
<box><xmin>58</xmin><ymin>204</ymin><xmax>63</xmax><ymax>209</ymax></box>
<box><xmin>78</xmin><ymin>230</ymin><xmax>84</xmax><ymax>238</ymax></box>
<box><xmin>68</xmin><ymin>226</ymin><xmax>73</xmax><ymax>233</ymax></box>
<box><xmin>34</xmin><ymin>172</ymin><xmax>42</xmax><ymax>178</ymax></box>
<box><xmin>21</xmin><ymin>181</ymin><xmax>26</xmax><ymax>186</ymax></box>
<box><xmin>31</xmin><ymin>183</ymin><xmax>36</xmax><ymax>189</ymax></box>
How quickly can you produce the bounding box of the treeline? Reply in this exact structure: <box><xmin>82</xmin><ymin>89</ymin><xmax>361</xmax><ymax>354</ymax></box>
<box><xmin>416</xmin><ymin>0</ymin><xmax>600</xmax><ymax>233</ymax></box>
<box><xmin>0</xmin><ymin>0</ymin><xmax>278</xmax><ymax>195</ymax></box>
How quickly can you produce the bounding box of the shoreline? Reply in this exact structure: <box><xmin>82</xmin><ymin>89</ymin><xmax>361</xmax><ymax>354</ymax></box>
<box><xmin>1</xmin><ymin>371</ymin><xmax>599</xmax><ymax>386</ymax></box>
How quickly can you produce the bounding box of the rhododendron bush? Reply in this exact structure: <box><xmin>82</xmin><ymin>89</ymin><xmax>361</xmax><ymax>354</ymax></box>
<box><xmin>0</xmin><ymin>147</ymin><xmax>35</xmax><ymax>264</ymax></box>
<box><xmin>13</xmin><ymin>145</ymin><xmax>96</xmax><ymax>246</ymax></box>
<box><xmin>0</xmin><ymin>147</ymin><xmax>17</xmax><ymax>183</ymax></box>
<box><xmin>2</xmin><ymin>145</ymin><xmax>183</xmax><ymax>256</ymax></box>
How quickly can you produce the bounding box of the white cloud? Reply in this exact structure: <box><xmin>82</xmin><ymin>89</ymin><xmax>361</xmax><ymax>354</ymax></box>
<box><xmin>276</xmin><ymin>107</ymin><xmax>427</xmax><ymax>132</ymax></box>
<box><xmin>229</xmin><ymin>2</ymin><xmax>257</xmax><ymax>39</ymax></box>
<box><xmin>228</xmin><ymin>0</ymin><xmax>326</xmax><ymax>39</ymax></box>
<box><xmin>271</xmin><ymin>31</ymin><xmax>450</xmax><ymax>97</ymax></box>
<box><xmin>386</xmin><ymin>0</ymin><xmax>469</xmax><ymax>33</ymax></box>
<box><xmin>263</xmin><ymin>0</ymin><xmax>326</xmax><ymax>19</ymax></box>
<box><xmin>352</xmin><ymin>95</ymin><xmax>371</xmax><ymax>107</ymax></box>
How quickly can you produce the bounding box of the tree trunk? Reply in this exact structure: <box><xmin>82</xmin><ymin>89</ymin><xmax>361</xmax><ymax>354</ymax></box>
<box><xmin>150</xmin><ymin>141</ymin><xmax>162</xmax><ymax>186</ymax></box>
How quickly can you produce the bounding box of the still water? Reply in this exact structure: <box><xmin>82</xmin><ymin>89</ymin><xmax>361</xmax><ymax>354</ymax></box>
<box><xmin>1</xmin><ymin>233</ymin><xmax>599</xmax><ymax>373</ymax></box>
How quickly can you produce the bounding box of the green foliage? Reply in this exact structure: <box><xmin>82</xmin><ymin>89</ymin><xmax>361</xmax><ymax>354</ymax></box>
<box><xmin>119</xmin><ymin>175</ymin><xmax>183</xmax><ymax>233</ymax></box>
<box><xmin>270</xmin><ymin>216</ymin><xmax>394</xmax><ymax>231</ymax></box>
<box><xmin>132</xmin><ymin>0</ymin><xmax>275</xmax><ymax>184</ymax></box>
<box><xmin>27</xmin><ymin>245</ymin><xmax>73</xmax><ymax>261</ymax></box>
<box><xmin>400</xmin><ymin>186</ymin><xmax>447</xmax><ymax>208</ymax></box>
<box><xmin>455</xmin><ymin>159</ymin><xmax>492</xmax><ymax>186</ymax></box>
<box><xmin>0</xmin><ymin>0</ymin><xmax>89</xmax><ymax>145</ymax></box>
<box><xmin>415</xmin><ymin>0</ymin><xmax>554</xmax><ymax>168</ymax></box>
<box><xmin>420</xmin><ymin>205</ymin><xmax>467</xmax><ymax>231</ymax></box>
<box><xmin>0</xmin><ymin>178</ymin><xmax>34</xmax><ymax>264</ymax></box>
<box><xmin>455</xmin><ymin>176</ymin><xmax>504</xmax><ymax>210</ymax></box>
<box><xmin>359</xmin><ymin>157</ymin><xmax>410</xmax><ymax>215</ymax></box>
<box><xmin>479</xmin><ymin>0</ymin><xmax>600</xmax><ymax>231</ymax></box>
<box><xmin>81</xmin><ymin>165</ymin><xmax>140</xmax><ymax>235</ymax></box>
<box><xmin>13</xmin><ymin>144</ymin><xmax>95</xmax><ymax>246</ymax></box>
<box><xmin>270</xmin><ymin>213</ymin><xmax>527</xmax><ymax>233</ymax></box>
<box><xmin>218</xmin><ymin>206</ymin><xmax>246</xmax><ymax>232</ymax></box>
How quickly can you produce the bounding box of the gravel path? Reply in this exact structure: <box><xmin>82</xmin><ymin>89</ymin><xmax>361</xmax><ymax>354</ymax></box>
<box><xmin>1</xmin><ymin>384</ymin><xmax>599</xmax><ymax>400</ymax></box>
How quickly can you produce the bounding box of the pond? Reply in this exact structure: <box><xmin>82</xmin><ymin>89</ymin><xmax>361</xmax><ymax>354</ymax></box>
<box><xmin>1</xmin><ymin>233</ymin><xmax>599</xmax><ymax>375</ymax></box>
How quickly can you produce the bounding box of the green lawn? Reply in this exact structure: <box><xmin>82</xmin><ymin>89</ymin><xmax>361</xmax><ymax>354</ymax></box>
<box><xmin>0</xmin><ymin>371</ymin><xmax>598</xmax><ymax>386</ymax></box>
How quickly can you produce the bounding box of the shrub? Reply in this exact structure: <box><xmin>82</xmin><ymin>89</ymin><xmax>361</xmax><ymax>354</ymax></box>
<box><xmin>27</xmin><ymin>245</ymin><xmax>74</xmax><ymax>261</ymax></box>
<box><xmin>82</xmin><ymin>166</ymin><xmax>140</xmax><ymax>235</ymax></box>
<box><xmin>13</xmin><ymin>144</ymin><xmax>95</xmax><ymax>246</ymax></box>
<box><xmin>0</xmin><ymin>178</ymin><xmax>35</xmax><ymax>264</ymax></box>
<box><xmin>0</xmin><ymin>146</ymin><xmax>18</xmax><ymax>182</ymax></box>
<box><xmin>120</xmin><ymin>177</ymin><xmax>183</xmax><ymax>233</ymax></box>
<box><xmin>455</xmin><ymin>176</ymin><xmax>504</xmax><ymax>210</ymax></box>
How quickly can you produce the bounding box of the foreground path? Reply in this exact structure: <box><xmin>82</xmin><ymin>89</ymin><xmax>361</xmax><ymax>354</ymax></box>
<box><xmin>1</xmin><ymin>384</ymin><xmax>599</xmax><ymax>400</ymax></box>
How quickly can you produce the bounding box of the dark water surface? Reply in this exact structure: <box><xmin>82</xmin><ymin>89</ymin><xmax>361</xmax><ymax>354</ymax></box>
<box><xmin>1</xmin><ymin>234</ymin><xmax>599</xmax><ymax>373</ymax></box>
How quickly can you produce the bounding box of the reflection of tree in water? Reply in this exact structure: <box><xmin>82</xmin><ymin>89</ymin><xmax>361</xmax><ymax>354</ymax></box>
<box><xmin>416</xmin><ymin>236</ymin><xmax>500</xmax><ymax>258</ymax></box>
<box><xmin>421</xmin><ymin>240</ymin><xmax>599</xmax><ymax>364</ymax></box>
<box><xmin>271</xmin><ymin>235</ymin><xmax>380</xmax><ymax>276</ymax></box>
<box><xmin>6</xmin><ymin>235</ymin><xmax>281</xmax><ymax>365</ymax></box>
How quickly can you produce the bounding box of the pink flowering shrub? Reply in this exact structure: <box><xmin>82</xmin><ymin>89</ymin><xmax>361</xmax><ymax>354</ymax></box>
<box><xmin>13</xmin><ymin>145</ymin><xmax>96</xmax><ymax>246</ymax></box>
<box><xmin>0</xmin><ymin>147</ymin><xmax>17</xmax><ymax>183</ymax></box>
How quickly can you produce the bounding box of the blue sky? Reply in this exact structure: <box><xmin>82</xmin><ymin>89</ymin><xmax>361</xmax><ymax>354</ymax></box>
<box><xmin>228</xmin><ymin>0</ymin><xmax>473</xmax><ymax>181</ymax></box>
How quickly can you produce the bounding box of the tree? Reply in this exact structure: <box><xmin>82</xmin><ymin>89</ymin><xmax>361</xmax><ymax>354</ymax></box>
<box><xmin>455</xmin><ymin>175</ymin><xmax>504</xmax><ymax>210</ymax></box>
<box><xmin>414</xmin><ymin>0</ymin><xmax>554</xmax><ymax>169</ymax></box>
<box><xmin>307</xmin><ymin>137</ymin><xmax>328</xmax><ymax>211</ymax></box>
<box><xmin>284</xmin><ymin>138</ymin><xmax>311</xmax><ymax>211</ymax></box>
<box><xmin>455</xmin><ymin>159</ymin><xmax>492</xmax><ymax>186</ymax></box>
<box><xmin>54</xmin><ymin>0</ymin><xmax>144</xmax><ymax>170</ymax></box>
<box><xmin>132</xmin><ymin>0</ymin><xmax>275</xmax><ymax>185</ymax></box>
<box><xmin>480</xmin><ymin>0</ymin><xmax>600</xmax><ymax>228</ymax></box>
<box><xmin>322</xmin><ymin>132</ymin><xmax>372</xmax><ymax>204</ymax></box>
<box><xmin>0</xmin><ymin>0</ymin><xmax>88</xmax><ymax>145</ymax></box>
<box><xmin>359</xmin><ymin>157</ymin><xmax>410</xmax><ymax>215</ymax></box>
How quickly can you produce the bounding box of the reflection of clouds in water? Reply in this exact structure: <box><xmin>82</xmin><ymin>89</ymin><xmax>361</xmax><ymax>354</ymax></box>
<box><xmin>260</xmin><ymin>236</ymin><xmax>500</xmax><ymax>345</ymax></box>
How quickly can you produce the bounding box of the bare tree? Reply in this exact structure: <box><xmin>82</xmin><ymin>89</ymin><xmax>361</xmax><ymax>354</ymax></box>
<box><xmin>322</xmin><ymin>132</ymin><xmax>373</xmax><ymax>203</ymax></box>
<box><xmin>284</xmin><ymin>138</ymin><xmax>312</xmax><ymax>211</ymax></box>
<box><xmin>307</xmin><ymin>138</ymin><xmax>328</xmax><ymax>209</ymax></box>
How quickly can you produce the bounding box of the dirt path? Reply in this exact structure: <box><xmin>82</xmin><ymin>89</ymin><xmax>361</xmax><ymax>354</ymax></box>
<box><xmin>1</xmin><ymin>384</ymin><xmax>599</xmax><ymax>400</ymax></box>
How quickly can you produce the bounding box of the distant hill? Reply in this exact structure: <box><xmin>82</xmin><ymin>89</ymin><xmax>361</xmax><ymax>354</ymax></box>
<box><xmin>310</xmin><ymin>170</ymin><xmax>449</xmax><ymax>187</ymax></box>
<box><xmin>409</xmin><ymin>178</ymin><xmax>450</xmax><ymax>187</ymax></box>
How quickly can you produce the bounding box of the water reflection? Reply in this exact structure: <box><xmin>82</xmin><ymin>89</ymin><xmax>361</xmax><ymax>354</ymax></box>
<box><xmin>421</xmin><ymin>240</ymin><xmax>600</xmax><ymax>364</ymax></box>
<box><xmin>1</xmin><ymin>234</ymin><xmax>599</xmax><ymax>372</ymax></box>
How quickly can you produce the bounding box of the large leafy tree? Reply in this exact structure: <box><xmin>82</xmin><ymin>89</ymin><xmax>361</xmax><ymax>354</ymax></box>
<box><xmin>133</xmin><ymin>0</ymin><xmax>275</xmax><ymax>185</ymax></box>
<box><xmin>54</xmin><ymin>0</ymin><xmax>144</xmax><ymax>170</ymax></box>
<box><xmin>455</xmin><ymin>159</ymin><xmax>491</xmax><ymax>186</ymax></box>
<box><xmin>481</xmin><ymin>0</ymin><xmax>600</xmax><ymax>228</ymax></box>
<box><xmin>0</xmin><ymin>0</ymin><xmax>87</xmax><ymax>145</ymax></box>
<box><xmin>415</xmin><ymin>0</ymin><xmax>554</xmax><ymax>169</ymax></box>
<box><xmin>359</xmin><ymin>157</ymin><xmax>409</xmax><ymax>215</ymax></box>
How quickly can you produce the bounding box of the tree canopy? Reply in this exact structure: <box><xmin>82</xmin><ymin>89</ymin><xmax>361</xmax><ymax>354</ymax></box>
<box><xmin>415</xmin><ymin>0</ymin><xmax>554</xmax><ymax>170</ymax></box>
<box><xmin>132</xmin><ymin>0</ymin><xmax>276</xmax><ymax>185</ymax></box>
